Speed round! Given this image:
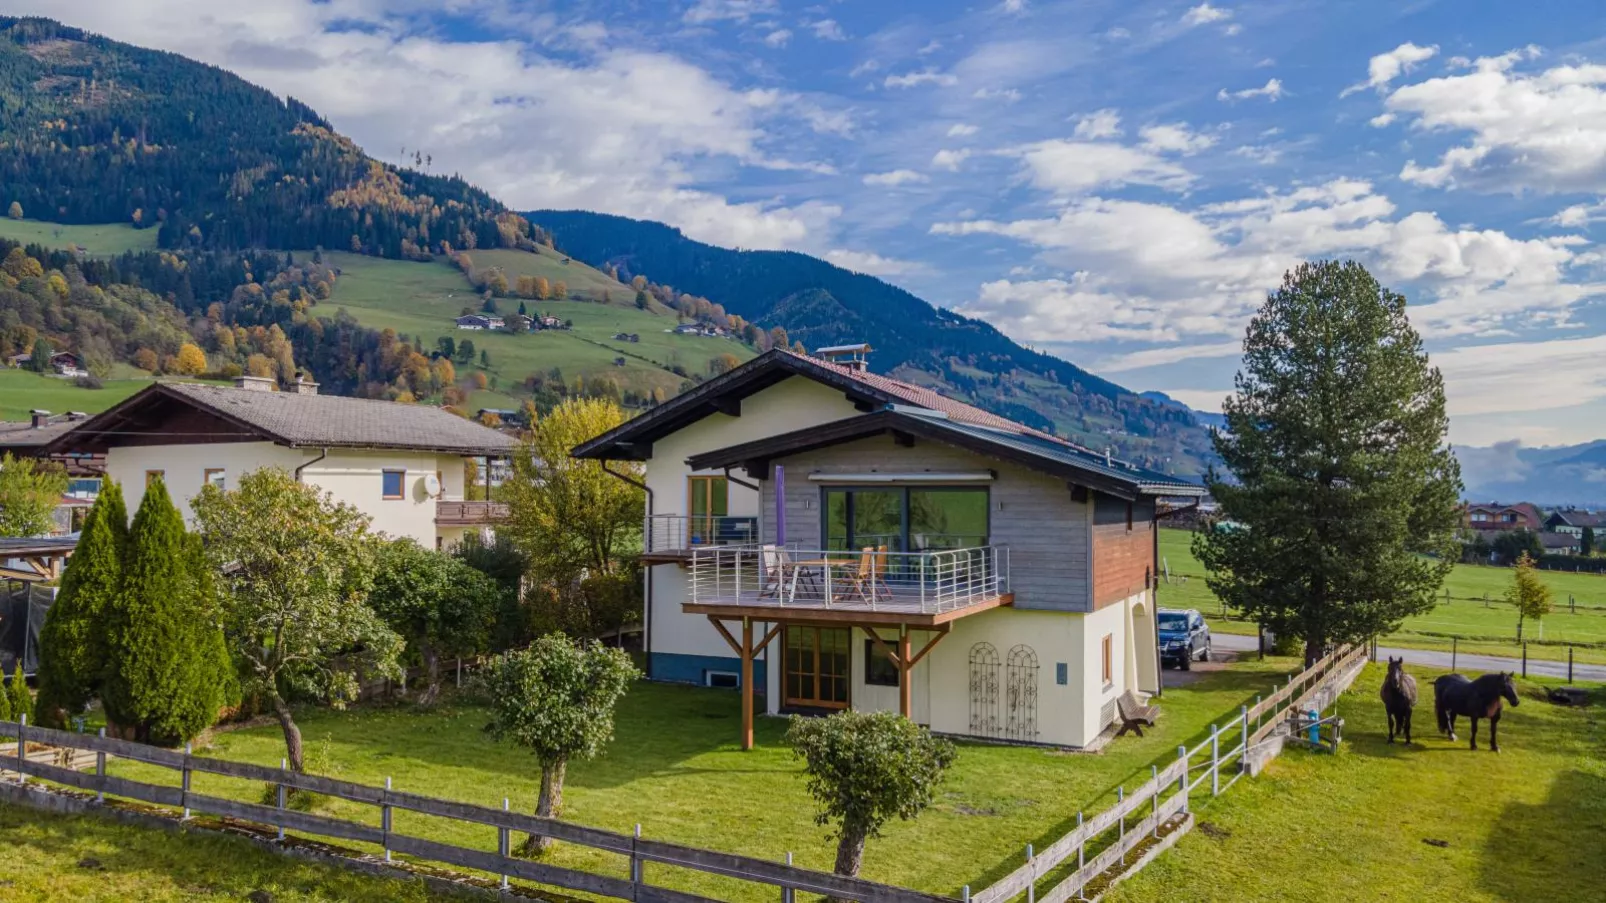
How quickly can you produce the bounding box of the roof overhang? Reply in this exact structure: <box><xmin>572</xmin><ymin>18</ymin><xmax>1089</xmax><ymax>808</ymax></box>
<box><xmin>684</xmin><ymin>409</ymin><xmax>1204</xmax><ymax>501</ymax></box>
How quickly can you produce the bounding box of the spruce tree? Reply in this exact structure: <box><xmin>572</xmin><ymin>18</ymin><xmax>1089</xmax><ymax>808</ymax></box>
<box><xmin>8</xmin><ymin>663</ymin><xmax>32</xmax><ymax>724</ymax></box>
<box><xmin>102</xmin><ymin>478</ymin><xmax>231</xmax><ymax>745</ymax></box>
<box><xmin>35</xmin><ymin>481</ymin><xmax>128</xmax><ymax>727</ymax></box>
<box><xmin>0</xmin><ymin>672</ymin><xmax>11</xmax><ymax>722</ymax></box>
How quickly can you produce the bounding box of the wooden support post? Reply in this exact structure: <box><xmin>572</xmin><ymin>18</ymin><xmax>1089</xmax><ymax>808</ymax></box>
<box><xmin>95</xmin><ymin>728</ymin><xmax>106</xmax><ymax>804</ymax></box>
<box><xmin>899</xmin><ymin>625</ymin><xmax>913</xmax><ymax>719</ymax></box>
<box><xmin>741</xmin><ymin>617</ymin><xmax>755</xmax><ymax>751</ymax></box>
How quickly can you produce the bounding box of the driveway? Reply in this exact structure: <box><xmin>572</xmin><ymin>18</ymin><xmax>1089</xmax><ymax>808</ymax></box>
<box><xmin>1210</xmin><ymin>632</ymin><xmax>1606</xmax><ymax>682</ymax></box>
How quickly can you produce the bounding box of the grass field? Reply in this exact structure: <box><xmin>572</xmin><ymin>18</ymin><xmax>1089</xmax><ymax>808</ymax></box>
<box><xmin>0</xmin><ymin>805</ymin><xmax>439</xmax><ymax>902</ymax></box>
<box><xmin>0</xmin><ymin>370</ymin><xmax>151</xmax><ymax>421</ymax></box>
<box><xmin>1106</xmin><ymin>665</ymin><xmax>1606</xmax><ymax>902</ymax></box>
<box><xmin>0</xmin><ymin>218</ymin><xmax>158</xmax><ymax>256</ymax></box>
<box><xmin>92</xmin><ymin>664</ymin><xmax>1301</xmax><ymax>900</ymax></box>
<box><xmin>467</xmin><ymin>246</ymin><xmax>643</xmax><ymax>305</ymax></box>
<box><xmin>1159</xmin><ymin>528</ymin><xmax>1606</xmax><ymax>662</ymax></box>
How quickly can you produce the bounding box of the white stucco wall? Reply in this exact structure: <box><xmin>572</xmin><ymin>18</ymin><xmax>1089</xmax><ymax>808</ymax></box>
<box><xmin>106</xmin><ymin>442</ymin><xmax>478</xmax><ymax>546</ymax></box>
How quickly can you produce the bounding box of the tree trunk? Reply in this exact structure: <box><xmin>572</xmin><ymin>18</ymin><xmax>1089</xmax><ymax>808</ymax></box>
<box><xmin>1303</xmin><ymin>635</ymin><xmax>1324</xmax><ymax>669</ymax></box>
<box><xmin>418</xmin><ymin>646</ymin><xmax>441</xmax><ymax>706</ymax></box>
<box><xmin>1516</xmin><ymin>611</ymin><xmax>1524</xmax><ymax>644</ymax></box>
<box><xmin>272</xmin><ymin>694</ymin><xmax>305</xmax><ymax>773</ymax></box>
<box><xmin>833</xmin><ymin>824</ymin><xmax>869</xmax><ymax>890</ymax></box>
<box><xmin>519</xmin><ymin>758</ymin><xmax>566</xmax><ymax>856</ymax></box>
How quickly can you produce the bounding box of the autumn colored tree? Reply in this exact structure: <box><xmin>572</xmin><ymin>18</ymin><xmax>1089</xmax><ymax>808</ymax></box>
<box><xmin>7</xmin><ymin>202</ymin><xmax>20</xmax><ymax>219</ymax></box>
<box><xmin>471</xmin><ymin>371</ymin><xmax>489</xmax><ymax>390</ymax></box>
<box><xmin>174</xmin><ymin>342</ymin><xmax>208</xmax><ymax>375</ymax></box>
<box><xmin>132</xmin><ymin>348</ymin><xmax>159</xmax><ymax>372</ymax></box>
<box><xmin>553</xmin><ymin>280</ymin><xmax>568</xmax><ymax>299</ymax></box>
<box><xmin>533</xmin><ymin>276</ymin><xmax>551</xmax><ymax>300</ymax></box>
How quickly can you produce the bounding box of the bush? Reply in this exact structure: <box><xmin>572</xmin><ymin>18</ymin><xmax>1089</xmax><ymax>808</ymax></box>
<box><xmin>72</xmin><ymin>375</ymin><xmax>103</xmax><ymax>390</ymax></box>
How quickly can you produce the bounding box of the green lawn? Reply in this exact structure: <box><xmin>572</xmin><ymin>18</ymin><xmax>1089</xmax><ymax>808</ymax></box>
<box><xmin>1106</xmin><ymin>665</ymin><xmax>1606</xmax><ymax>903</ymax></box>
<box><xmin>0</xmin><ymin>370</ymin><xmax>151</xmax><ymax>421</ymax></box>
<box><xmin>0</xmin><ymin>218</ymin><xmax>158</xmax><ymax>256</ymax></box>
<box><xmin>467</xmin><ymin>246</ymin><xmax>641</xmax><ymax>304</ymax></box>
<box><xmin>1160</xmin><ymin>528</ymin><xmax>1606</xmax><ymax>663</ymax></box>
<box><xmin>0</xmin><ymin>805</ymin><xmax>440</xmax><ymax>902</ymax></box>
<box><xmin>93</xmin><ymin>665</ymin><xmax>1299</xmax><ymax>900</ymax></box>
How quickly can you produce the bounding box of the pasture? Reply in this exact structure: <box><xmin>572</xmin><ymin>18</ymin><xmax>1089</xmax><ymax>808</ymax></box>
<box><xmin>0</xmin><ymin>218</ymin><xmax>158</xmax><ymax>256</ymax></box>
<box><xmin>0</xmin><ymin>370</ymin><xmax>150</xmax><ymax>421</ymax></box>
<box><xmin>1106</xmin><ymin>664</ymin><xmax>1605</xmax><ymax>902</ymax></box>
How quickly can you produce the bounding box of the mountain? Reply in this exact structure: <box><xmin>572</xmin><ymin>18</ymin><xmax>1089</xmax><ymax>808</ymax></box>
<box><xmin>1456</xmin><ymin>440</ymin><xmax>1606</xmax><ymax>507</ymax></box>
<box><xmin>528</xmin><ymin>210</ymin><xmax>1217</xmax><ymax>474</ymax></box>
<box><xmin>1140</xmin><ymin>391</ymin><xmax>1226</xmax><ymax>431</ymax></box>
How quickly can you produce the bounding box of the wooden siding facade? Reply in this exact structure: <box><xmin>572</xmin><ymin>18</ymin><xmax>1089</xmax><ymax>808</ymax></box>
<box><xmin>757</xmin><ymin>433</ymin><xmax>1096</xmax><ymax>612</ymax></box>
<box><xmin>1090</xmin><ymin>494</ymin><xmax>1156</xmax><ymax>610</ymax></box>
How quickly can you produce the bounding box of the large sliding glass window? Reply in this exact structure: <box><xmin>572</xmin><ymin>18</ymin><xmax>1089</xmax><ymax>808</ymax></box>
<box><xmin>821</xmin><ymin>487</ymin><xmax>989</xmax><ymax>552</ymax></box>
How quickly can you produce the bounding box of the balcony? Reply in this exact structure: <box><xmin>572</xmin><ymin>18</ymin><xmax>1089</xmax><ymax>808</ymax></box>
<box><xmin>643</xmin><ymin>514</ymin><xmax>760</xmax><ymax>562</ymax></box>
<box><xmin>436</xmin><ymin>500</ymin><xmax>509</xmax><ymax>526</ymax></box>
<box><xmin>685</xmin><ymin>543</ymin><xmax>1012</xmax><ymax>626</ymax></box>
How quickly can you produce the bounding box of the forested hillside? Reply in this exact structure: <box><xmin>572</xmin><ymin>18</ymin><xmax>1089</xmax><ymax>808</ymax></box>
<box><xmin>529</xmin><ymin>210</ymin><xmax>1215</xmax><ymax>472</ymax></box>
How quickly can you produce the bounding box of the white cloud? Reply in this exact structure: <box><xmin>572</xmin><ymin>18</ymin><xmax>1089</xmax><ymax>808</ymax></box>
<box><xmin>762</xmin><ymin>29</ymin><xmax>791</xmax><ymax>48</ymax></box>
<box><xmin>1181</xmin><ymin>4</ymin><xmax>1233</xmax><ymax>28</ymax></box>
<box><xmin>974</xmin><ymin>87</ymin><xmax>1023</xmax><ymax>103</ymax></box>
<box><xmin>1340</xmin><ymin>42</ymin><xmax>1438</xmax><ymax>97</ymax></box>
<box><xmin>1217</xmin><ymin>78</ymin><xmax>1284</xmax><ymax>102</ymax></box>
<box><xmin>885</xmin><ymin>69</ymin><xmax>959</xmax><ymax>89</ymax></box>
<box><xmin>809</xmin><ymin>19</ymin><xmax>847</xmax><ymax>41</ymax></box>
<box><xmin>684</xmin><ymin>0</ymin><xmax>778</xmax><ymax>24</ymax></box>
<box><xmin>1369</xmin><ymin>112</ymin><xmax>1396</xmax><ymax>127</ymax></box>
<box><xmin>1150</xmin><ymin>389</ymin><xmax>1233</xmax><ymax>413</ymax></box>
<box><xmin>1436</xmin><ymin>333</ymin><xmax>1606</xmax><ymax>418</ymax></box>
<box><xmin>933</xmin><ymin>179</ymin><xmax>1598</xmax><ymax>342</ymax></box>
<box><xmin>1012</xmin><ymin>139</ymin><xmax>1195</xmax><ymax>195</ymax></box>
<box><xmin>1139</xmin><ymin>123</ymin><xmax>1216</xmax><ymax>155</ymax></box>
<box><xmin>1224</xmin><ymin>23</ymin><xmax>1242</xmax><ymax>37</ymax></box>
<box><xmin>1072</xmin><ymin>109</ymin><xmax>1123</xmax><ymax>140</ymax></box>
<box><xmin>947</xmin><ymin>123</ymin><xmax>980</xmax><ymax>137</ymax></box>
<box><xmin>1095</xmin><ymin>342</ymin><xmax>1244</xmax><ymax>373</ymax></box>
<box><xmin>863</xmin><ymin>169</ymin><xmax>930</xmax><ymax>187</ymax></box>
<box><xmin>824</xmin><ymin>249</ymin><xmax>929</xmax><ymax>277</ymax></box>
<box><xmin>918</xmin><ymin>40</ymin><xmax>943</xmax><ymax>56</ymax></box>
<box><xmin>1544</xmin><ymin>201</ymin><xmax>1606</xmax><ymax>228</ymax></box>
<box><xmin>1385</xmin><ymin>48</ymin><xmax>1606</xmax><ymax>194</ymax></box>
<box><xmin>849</xmin><ymin>59</ymin><xmax>880</xmax><ymax>78</ymax></box>
<box><xmin>932</xmin><ymin>149</ymin><xmax>973</xmax><ymax>171</ymax></box>
<box><xmin>25</xmin><ymin>0</ymin><xmax>838</xmax><ymax>253</ymax></box>
<box><xmin>1001</xmin><ymin>0</ymin><xmax>1028</xmax><ymax>13</ymax></box>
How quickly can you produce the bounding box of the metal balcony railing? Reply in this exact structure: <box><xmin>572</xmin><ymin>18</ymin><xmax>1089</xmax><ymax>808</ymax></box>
<box><xmin>687</xmin><ymin>543</ymin><xmax>1010</xmax><ymax>615</ymax></box>
<box><xmin>644</xmin><ymin>514</ymin><xmax>760</xmax><ymax>554</ymax></box>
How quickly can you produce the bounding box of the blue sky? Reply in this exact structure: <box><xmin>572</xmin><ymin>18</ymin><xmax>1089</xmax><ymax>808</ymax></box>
<box><xmin>27</xmin><ymin>0</ymin><xmax>1606</xmax><ymax>447</ymax></box>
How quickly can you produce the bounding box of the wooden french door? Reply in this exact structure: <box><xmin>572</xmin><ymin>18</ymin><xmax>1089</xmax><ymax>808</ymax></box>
<box><xmin>783</xmin><ymin>627</ymin><xmax>851</xmax><ymax>709</ymax></box>
<box><xmin>688</xmin><ymin>475</ymin><xmax>728</xmax><ymax>544</ymax></box>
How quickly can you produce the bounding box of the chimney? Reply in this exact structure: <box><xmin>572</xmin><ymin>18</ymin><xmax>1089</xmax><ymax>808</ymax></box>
<box><xmin>234</xmin><ymin>375</ymin><xmax>277</xmax><ymax>392</ymax></box>
<box><xmin>291</xmin><ymin>370</ymin><xmax>320</xmax><ymax>396</ymax></box>
<box><xmin>815</xmin><ymin>342</ymin><xmax>873</xmax><ymax>373</ymax></box>
<box><xmin>30</xmin><ymin>409</ymin><xmax>51</xmax><ymax>429</ymax></box>
<box><xmin>66</xmin><ymin>411</ymin><xmax>89</xmax><ymax>421</ymax></box>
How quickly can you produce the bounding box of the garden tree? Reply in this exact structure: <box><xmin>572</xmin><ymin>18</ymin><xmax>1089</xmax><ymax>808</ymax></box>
<box><xmin>553</xmin><ymin>280</ymin><xmax>568</xmax><ymax>299</ymax></box>
<box><xmin>500</xmin><ymin>398</ymin><xmax>644</xmax><ymax>591</ymax></box>
<box><xmin>34</xmin><ymin>482</ymin><xmax>128</xmax><ymax>727</ymax></box>
<box><xmin>1491</xmin><ymin>529</ymin><xmax>1543</xmax><ymax>566</ymax></box>
<box><xmin>479</xmin><ymin>634</ymin><xmax>638</xmax><ymax>854</ymax></box>
<box><xmin>101</xmin><ymin>479</ymin><xmax>233</xmax><ymax>745</ymax></box>
<box><xmin>1507</xmin><ymin>551</ymin><xmax>1554</xmax><ymax>643</ymax></box>
<box><xmin>1195</xmin><ymin>261</ymin><xmax>1463</xmax><ymax>665</ymax></box>
<box><xmin>28</xmin><ymin>336</ymin><xmax>53</xmax><ymax>372</ymax></box>
<box><xmin>7</xmin><ymin>201</ymin><xmax>20</xmax><ymax>219</ymax></box>
<box><xmin>456</xmin><ymin>338</ymin><xmax>476</xmax><ymax>364</ymax></box>
<box><xmin>0</xmin><ymin>452</ymin><xmax>69</xmax><ymax>537</ymax></box>
<box><xmin>368</xmin><ymin>540</ymin><xmax>500</xmax><ymax>704</ymax></box>
<box><xmin>787</xmin><ymin>711</ymin><xmax>956</xmax><ymax>878</ymax></box>
<box><xmin>1583</xmin><ymin>526</ymin><xmax>1595</xmax><ymax>557</ymax></box>
<box><xmin>174</xmin><ymin>342</ymin><xmax>208</xmax><ymax>375</ymax></box>
<box><xmin>7</xmin><ymin>663</ymin><xmax>31</xmax><ymax>723</ymax></box>
<box><xmin>0</xmin><ymin>673</ymin><xmax>9</xmax><ymax>721</ymax></box>
<box><xmin>192</xmin><ymin>468</ymin><xmax>402</xmax><ymax>771</ymax></box>
<box><xmin>453</xmin><ymin>532</ymin><xmax>530</xmax><ymax>651</ymax></box>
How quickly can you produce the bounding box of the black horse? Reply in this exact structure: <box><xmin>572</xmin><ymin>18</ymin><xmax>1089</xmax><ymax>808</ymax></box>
<box><xmin>1434</xmin><ymin>672</ymin><xmax>1520</xmax><ymax>752</ymax></box>
<box><xmin>1379</xmin><ymin>657</ymin><xmax>1418</xmax><ymax>744</ymax></box>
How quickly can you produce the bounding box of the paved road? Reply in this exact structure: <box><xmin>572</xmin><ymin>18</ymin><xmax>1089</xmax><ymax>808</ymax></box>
<box><xmin>1210</xmin><ymin>631</ymin><xmax>1606</xmax><ymax>682</ymax></box>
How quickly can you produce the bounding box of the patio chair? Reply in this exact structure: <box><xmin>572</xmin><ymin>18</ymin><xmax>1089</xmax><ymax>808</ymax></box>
<box><xmin>757</xmin><ymin>544</ymin><xmax>791</xmax><ymax>600</ymax></box>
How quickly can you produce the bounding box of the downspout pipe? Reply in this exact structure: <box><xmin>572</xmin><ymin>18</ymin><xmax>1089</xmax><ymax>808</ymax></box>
<box><xmin>601</xmin><ymin>460</ymin><xmax>654</xmax><ymax>677</ymax></box>
<box><xmin>294</xmin><ymin>447</ymin><xmax>329</xmax><ymax>483</ymax></box>
<box><xmin>723</xmin><ymin>466</ymin><xmax>758</xmax><ymax>492</ymax></box>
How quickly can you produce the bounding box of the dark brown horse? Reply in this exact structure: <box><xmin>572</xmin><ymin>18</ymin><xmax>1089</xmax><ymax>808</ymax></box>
<box><xmin>1434</xmin><ymin>672</ymin><xmax>1520</xmax><ymax>752</ymax></box>
<box><xmin>1379</xmin><ymin>657</ymin><xmax>1418</xmax><ymax>744</ymax></box>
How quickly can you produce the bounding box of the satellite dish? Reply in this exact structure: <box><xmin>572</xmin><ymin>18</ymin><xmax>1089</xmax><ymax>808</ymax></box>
<box><xmin>423</xmin><ymin>474</ymin><xmax>442</xmax><ymax>497</ymax></box>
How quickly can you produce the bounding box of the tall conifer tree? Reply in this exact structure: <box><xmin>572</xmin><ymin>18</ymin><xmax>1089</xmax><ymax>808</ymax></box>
<box><xmin>35</xmin><ymin>481</ymin><xmax>128</xmax><ymax>727</ymax></box>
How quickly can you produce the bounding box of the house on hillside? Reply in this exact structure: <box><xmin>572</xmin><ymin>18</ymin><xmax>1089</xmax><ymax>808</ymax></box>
<box><xmin>1539</xmin><ymin>532</ymin><xmax>1581</xmax><ymax>555</ymax></box>
<box><xmin>48</xmin><ymin>375</ymin><xmax>516</xmax><ymax>549</ymax></box>
<box><xmin>1465</xmin><ymin>502</ymin><xmax>1544</xmax><ymax>533</ymax></box>
<box><xmin>573</xmin><ymin>345</ymin><xmax>1204</xmax><ymax>750</ymax></box>
<box><xmin>1544</xmin><ymin>508</ymin><xmax>1605</xmax><ymax>537</ymax></box>
<box><xmin>505</xmin><ymin>313</ymin><xmax>534</xmax><ymax>332</ymax></box>
<box><xmin>535</xmin><ymin>315</ymin><xmax>565</xmax><ymax>330</ymax></box>
<box><xmin>455</xmin><ymin>314</ymin><xmax>503</xmax><ymax>330</ymax></box>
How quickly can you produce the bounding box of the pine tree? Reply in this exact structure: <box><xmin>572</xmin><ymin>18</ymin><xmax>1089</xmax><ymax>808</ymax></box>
<box><xmin>101</xmin><ymin>478</ymin><xmax>231</xmax><ymax>745</ymax></box>
<box><xmin>8</xmin><ymin>663</ymin><xmax>32</xmax><ymax>724</ymax></box>
<box><xmin>35</xmin><ymin>481</ymin><xmax>128</xmax><ymax>727</ymax></box>
<box><xmin>0</xmin><ymin>672</ymin><xmax>11</xmax><ymax>722</ymax></box>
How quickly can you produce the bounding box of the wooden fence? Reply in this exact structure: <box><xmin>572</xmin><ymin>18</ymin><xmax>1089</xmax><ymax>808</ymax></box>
<box><xmin>970</xmin><ymin>643</ymin><xmax>1368</xmax><ymax>903</ymax></box>
<box><xmin>0</xmin><ymin>720</ymin><xmax>950</xmax><ymax>903</ymax></box>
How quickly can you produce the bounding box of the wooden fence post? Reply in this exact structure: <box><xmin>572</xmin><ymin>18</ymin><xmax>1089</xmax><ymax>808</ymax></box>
<box><xmin>1025</xmin><ymin>844</ymin><xmax>1036</xmax><ymax>903</ymax></box>
<box><xmin>782</xmin><ymin>851</ymin><xmax>795</xmax><ymax>903</ymax></box>
<box><xmin>1076</xmin><ymin>811</ymin><xmax>1085</xmax><ymax>875</ymax></box>
<box><xmin>1177</xmin><ymin>746</ymin><xmax>1188</xmax><ymax>813</ymax></box>
<box><xmin>1452</xmin><ymin>637</ymin><xmax>1458</xmax><ymax>671</ymax></box>
<box><xmin>16</xmin><ymin>714</ymin><xmax>25</xmax><ymax>786</ymax></box>
<box><xmin>1239</xmin><ymin>705</ymin><xmax>1249</xmax><ymax>773</ymax></box>
<box><xmin>1151</xmin><ymin>765</ymin><xmax>1159</xmax><ymax>838</ymax></box>
<box><xmin>182</xmin><ymin>743</ymin><xmax>192</xmax><ymax>819</ymax></box>
<box><xmin>1117</xmin><ymin>787</ymin><xmax>1126</xmax><ymax>865</ymax></box>
<box><xmin>632</xmin><ymin>823</ymin><xmax>644</xmax><ymax>889</ymax></box>
<box><xmin>277</xmin><ymin>759</ymin><xmax>286</xmax><ymax>842</ymax></box>
<box><xmin>456</xmin><ymin>657</ymin><xmax>462</xmax><ymax>689</ymax></box>
<box><xmin>1210</xmin><ymin>724</ymin><xmax>1220</xmax><ymax>796</ymax></box>
<box><xmin>499</xmin><ymin>797</ymin><xmax>511</xmax><ymax>891</ymax></box>
<box><xmin>95</xmin><ymin>728</ymin><xmax>106</xmax><ymax>804</ymax></box>
<box><xmin>383</xmin><ymin>777</ymin><xmax>393</xmax><ymax>863</ymax></box>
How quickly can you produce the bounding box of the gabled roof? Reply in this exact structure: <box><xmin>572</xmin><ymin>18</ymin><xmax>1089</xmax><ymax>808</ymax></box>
<box><xmin>574</xmin><ymin>348</ymin><xmax>1082</xmax><ymax>461</ymax></box>
<box><xmin>48</xmin><ymin>383</ymin><xmax>518</xmax><ymax>457</ymax></box>
<box><xmin>1547</xmin><ymin>509</ymin><xmax>1606</xmax><ymax>528</ymax></box>
<box><xmin>682</xmin><ymin>407</ymin><xmax>1202</xmax><ymax>500</ymax></box>
<box><xmin>0</xmin><ymin>415</ymin><xmax>88</xmax><ymax>452</ymax></box>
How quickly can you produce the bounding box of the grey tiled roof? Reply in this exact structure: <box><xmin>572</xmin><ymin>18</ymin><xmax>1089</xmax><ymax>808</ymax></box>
<box><xmin>79</xmin><ymin>383</ymin><xmax>518</xmax><ymax>456</ymax></box>
<box><xmin>0</xmin><ymin>416</ymin><xmax>83</xmax><ymax>451</ymax></box>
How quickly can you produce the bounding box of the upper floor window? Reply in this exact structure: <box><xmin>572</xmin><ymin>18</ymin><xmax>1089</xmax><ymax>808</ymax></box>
<box><xmin>204</xmin><ymin>468</ymin><xmax>226</xmax><ymax>490</ymax></box>
<box><xmin>145</xmin><ymin>469</ymin><xmax>164</xmax><ymax>487</ymax></box>
<box><xmin>382</xmin><ymin>470</ymin><xmax>405</xmax><ymax>500</ymax></box>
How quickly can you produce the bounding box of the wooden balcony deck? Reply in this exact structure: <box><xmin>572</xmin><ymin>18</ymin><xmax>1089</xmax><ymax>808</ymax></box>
<box><xmin>435</xmin><ymin>500</ymin><xmax>508</xmax><ymax>526</ymax></box>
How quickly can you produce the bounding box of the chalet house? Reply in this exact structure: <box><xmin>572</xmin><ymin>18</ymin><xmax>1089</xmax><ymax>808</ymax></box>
<box><xmin>535</xmin><ymin>315</ymin><xmax>566</xmax><ymax>330</ymax></box>
<box><xmin>47</xmin><ymin>376</ymin><xmax>516</xmax><ymax>549</ymax></box>
<box><xmin>1465</xmin><ymin>502</ymin><xmax>1544</xmax><ymax>533</ymax></box>
<box><xmin>1544</xmin><ymin>509</ymin><xmax>1605</xmax><ymax>537</ymax></box>
<box><xmin>5</xmin><ymin>351</ymin><xmax>85</xmax><ymax>376</ymax></box>
<box><xmin>455</xmin><ymin>315</ymin><xmax>504</xmax><ymax>331</ymax></box>
<box><xmin>573</xmin><ymin>346</ymin><xmax>1203</xmax><ymax>750</ymax></box>
<box><xmin>505</xmin><ymin>314</ymin><xmax>535</xmax><ymax>332</ymax></box>
<box><xmin>1539</xmin><ymin>532</ymin><xmax>1580</xmax><ymax>555</ymax></box>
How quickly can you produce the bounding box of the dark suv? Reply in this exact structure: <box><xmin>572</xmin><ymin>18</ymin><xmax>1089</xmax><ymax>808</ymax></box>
<box><xmin>1158</xmin><ymin>608</ymin><xmax>1211</xmax><ymax>670</ymax></box>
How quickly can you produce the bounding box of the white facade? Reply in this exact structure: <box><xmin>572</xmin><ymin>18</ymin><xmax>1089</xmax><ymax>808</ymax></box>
<box><xmin>106</xmin><ymin>442</ymin><xmax>473</xmax><ymax>547</ymax></box>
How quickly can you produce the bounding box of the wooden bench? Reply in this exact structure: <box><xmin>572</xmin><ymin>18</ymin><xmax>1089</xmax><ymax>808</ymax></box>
<box><xmin>1115</xmin><ymin>690</ymin><xmax>1159</xmax><ymax>738</ymax></box>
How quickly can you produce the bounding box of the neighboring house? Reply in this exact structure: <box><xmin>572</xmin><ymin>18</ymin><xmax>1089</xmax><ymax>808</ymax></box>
<box><xmin>504</xmin><ymin>313</ymin><xmax>534</xmax><ymax>332</ymax></box>
<box><xmin>0</xmin><ymin>410</ymin><xmax>104</xmax><ymax>476</ymax></box>
<box><xmin>1464</xmin><ymin>502</ymin><xmax>1543</xmax><ymax>533</ymax></box>
<box><xmin>455</xmin><ymin>314</ymin><xmax>504</xmax><ymax>330</ymax></box>
<box><xmin>1539</xmin><ymin>531</ymin><xmax>1581</xmax><ymax>555</ymax></box>
<box><xmin>671</xmin><ymin>323</ymin><xmax>725</xmax><ymax>338</ymax></box>
<box><xmin>47</xmin><ymin>376</ymin><xmax>517</xmax><ymax>548</ymax></box>
<box><xmin>573</xmin><ymin>346</ymin><xmax>1203</xmax><ymax>750</ymax></box>
<box><xmin>1544</xmin><ymin>509</ymin><xmax>1606</xmax><ymax>537</ymax></box>
<box><xmin>535</xmin><ymin>315</ymin><xmax>565</xmax><ymax>330</ymax></box>
<box><xmin>48</xmin><ymin>351</ymin><xmax>87</xmax><ymax>377</ymax></box>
